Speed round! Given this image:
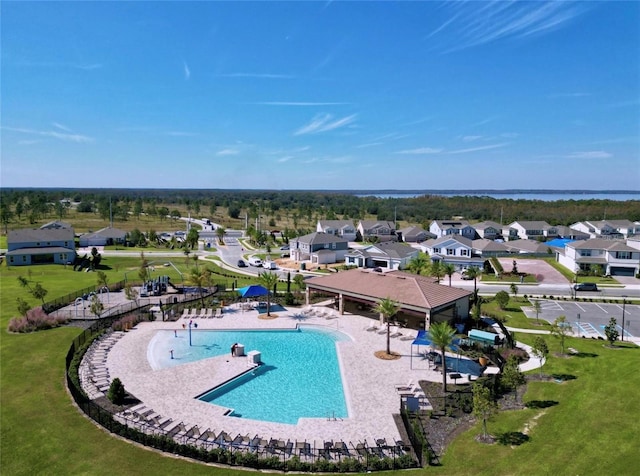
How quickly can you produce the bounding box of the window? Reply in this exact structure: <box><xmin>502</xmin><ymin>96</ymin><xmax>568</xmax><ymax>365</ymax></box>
<box><xmin>580</xmin><ymin>250</ymin><xmax>592</xmax><ymax>257</ymax></box>
<box><xmin>447</xmin><ymin>248</ymin><xmax>455</xmax><ymax>255</ymax></box>
<box><xmin>433</xmin><ymin>247</ymin><xmax>440</xmax><ymax>254</ymax></box>
<box><xmin>332</xmin><ymin>242</ymin><xmax>336</xmax><ymax>249</ymax></box>
<box><xmin>616</xmin><ymin>251</ymin><xmax>632</xmax><ymax>259</ymax></box>
<box><xmin>461</xmin><ymin>249</ymin><xmax>468</xmax><ymax>256</ymax></box>
<box><xmin>10</xmin><ymin>256</ymin><xmax>14</xmax><ymax>263</ymax></box>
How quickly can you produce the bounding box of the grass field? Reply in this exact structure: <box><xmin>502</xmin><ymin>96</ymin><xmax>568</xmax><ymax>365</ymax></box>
<box><xmin>1</xmin><ymin>260</ymin><xmax>639</xmax><ymax>475</ymax></box>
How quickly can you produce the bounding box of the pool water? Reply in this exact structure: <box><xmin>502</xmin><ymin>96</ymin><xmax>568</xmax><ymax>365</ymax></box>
<box><xmin>147</xmin><ymin>326</ymin><xmax>350</xmax><ymax>424</ymax></box>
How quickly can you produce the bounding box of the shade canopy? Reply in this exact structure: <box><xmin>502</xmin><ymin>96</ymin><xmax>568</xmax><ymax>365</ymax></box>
<box><xmin>237</xmin><ymin>284</ymin><xmax>269</xmax><ymax>298</ymax></box>
<box><xmin>412</xmin><ymin>329</ymin><xmax>461</xmax><ymax>352</ymax></box>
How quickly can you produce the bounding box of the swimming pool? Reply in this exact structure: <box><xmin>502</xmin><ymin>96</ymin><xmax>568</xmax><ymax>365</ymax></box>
<box><xmin>147</xmin><ymin>326</ymin><xmax>351</xmax><ymax>424</ymax></box>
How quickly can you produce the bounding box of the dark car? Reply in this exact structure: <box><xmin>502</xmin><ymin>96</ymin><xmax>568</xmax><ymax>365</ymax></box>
<box><xmin>237</xmin><ymin>259</ymin><xmax>247</xmax><ymax>268</ymax></box>
<box><xmin>372</xmin><ymin>267</ymin><xmax>383</xmax><ymax>272</ymax></box>
<box><xmin>574</xmin><ymin>282</ymin><xmax>598</xmax><ymax>291</ymax></box>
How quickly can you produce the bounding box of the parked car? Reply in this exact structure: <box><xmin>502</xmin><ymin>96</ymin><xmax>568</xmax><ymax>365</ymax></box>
<box><xmin>248</xmin><ymin>257</ymin><xmax>263</xmax><ymax>267</ymax></box>
<box><xmin>237</xmin><ymin>259</ymin><xmax>247</xmax><ymax>268</ymax></box>
<box><xmin>279</xmin><ymin>244</ymin><xmax>290</xmax><ymax>250</ymax></box>
<box><xmin>263</xmin><ymin>261</ymin><xmax>277</xmax><ymax>270</ymax></box>
<box><xmin>372</xmin><ymin>267</ymin><xmax>383</xmax><ymax>272</ymax></box>
<box><xmin>461</xmin><ymin>272</ymin><xmax>473</xmax><ymax>280</ymax></box>
<box><xmin>574</xmin><ymin>282</ymin><xmax>598</xmax><ymax>291</ymax></box>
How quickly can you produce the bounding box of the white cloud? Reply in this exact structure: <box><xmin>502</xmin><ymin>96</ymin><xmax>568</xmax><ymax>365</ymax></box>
<box><xmin>217</xmin><ymin>72</ymin><xmax>294</xmax><ymax>79</ymax></box>
<box><xmin>431</xmin><ymin>1</ymin><xmax>588</xmax><ymax>53</ymax></box>
<box><xmin>52</xmin><ymin>122</ymin><xmax>72</xmax><ymax>132</ymax></box>
<box><xmin>567</xmin><ymin>151</ymin><xmax>612</xmax><ymax>159</ymax></box>
<box><xmin>396</xmin><ymin>147</ymin><xmax>443</xmax><ymax>155</ymax></box>
<box><xmin>166</xmin><ymin>131</ymin><xmax>197</xmax><ymax>137</ymax></box>
<box><xmin>3</xmin><ymin>126</ymin><xmax>93</xmax><ymax>143</ymax></box>
<box><xmin>254</xmin><ymin>101</ymin><xmax>348</xmax><ymax>106</ymax></box>
<box><xmin>183</xmin><ymin>62</ymin><xmax>191</xmax><ymax>80</ymax></box>
<box><xmin>462</xmin><ymin>135</ymin><xmax>483</xmax><ymax>142</ymax></box>
<box><xmin>294</xmin><ymin>113</ymin><xmax>357</xmax><ymax>135</ymax></box>
<box><xmin>216</xmin><ymin>148</ymin><xmax>240</xmax><ymax>156</ymax></box>
<box><xmin>448</xmin><ymin>143</ymin><xmax>508</xmax><ymax>154</ymax></box>
<box><xmin>277</xmin><ymin>156</ymin><xmax>293</xmax><ymax>163</ymax></box>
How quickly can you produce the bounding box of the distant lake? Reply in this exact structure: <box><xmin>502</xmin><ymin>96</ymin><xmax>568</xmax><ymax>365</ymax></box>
<box><xmin>355</xmin><ymin>192</ymin><xmax>640</xmax><ymax>201</ymax></box>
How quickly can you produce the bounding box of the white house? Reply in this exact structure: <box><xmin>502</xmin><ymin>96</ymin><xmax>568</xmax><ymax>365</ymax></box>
<box><xmin>422</xmin><ymin>235</ymin><xmax>483</xmax><ymax>271</ymax></box>
<box><xmin>344</xmin><ymin>242</ymin><xmax>418</xmax><ymax>270</ymax></box>
<box><xmin>316</xmin><ymin>220</ymin><xmax>357</xmax><ymax>241</ymax></box>
<box><xmin>570</xmin><ymin>220</ymin><xmax>640</xmax><ymax>240</ymax></box>
<box><xmin>503</xmin><ymin>221</ymin><xmax>557</xmax><ymax>241</ymax></box>
<box><xmin>429</xmin><ymin>220</ymin><xmax>476</xmax><ymax>239</ymax></box>
<box><xmin>557</xmin><ymin>238</ymin><xmax>640</xmax><ymax>277</ymax></box>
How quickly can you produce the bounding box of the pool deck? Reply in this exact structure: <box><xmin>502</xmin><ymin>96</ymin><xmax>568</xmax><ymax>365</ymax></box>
<box><xmin>103</xmin><ymin>304</ymin><xmax>500</xmax><ymax>447</ymax></box>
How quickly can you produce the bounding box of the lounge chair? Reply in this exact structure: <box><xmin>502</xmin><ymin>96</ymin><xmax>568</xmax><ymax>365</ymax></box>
<box><xmin>395</xmin><ymin>380</ymin><xmax>415</xmax><ymax>391</ymax></box>
<box><xmin>181</xmin><ymin>308</ymin><xmax>190</xmax><ymax>319</ymax></box>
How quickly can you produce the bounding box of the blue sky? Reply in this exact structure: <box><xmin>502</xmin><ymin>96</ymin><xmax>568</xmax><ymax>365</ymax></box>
<box><xmin>2</xmin><ymin>1</ymin><xmax>639</xmax><ymax>190</ymax></box>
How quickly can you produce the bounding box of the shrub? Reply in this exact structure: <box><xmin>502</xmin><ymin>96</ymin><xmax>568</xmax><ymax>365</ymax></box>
<box><xmin>7</xmin><ymin>307</ymin><xmax>69</xmax><ymax>333</ymax></box>
<box><xmin>107</xmin><ymin>378</ymin><xmax>126</xmax><ymax>405</ymax></box>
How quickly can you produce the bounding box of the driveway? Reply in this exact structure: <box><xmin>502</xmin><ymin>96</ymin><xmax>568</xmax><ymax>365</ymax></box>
<box><xmin>498</xmin><ymin>258</ymin><xmax>568</xmax><ymax>285</ymax></box>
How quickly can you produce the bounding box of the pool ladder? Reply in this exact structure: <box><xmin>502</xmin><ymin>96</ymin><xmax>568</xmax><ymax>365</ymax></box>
<box><xmin>327</xmin><ymin>411</ymin><xmax>343</xmax><ymax>422</ymax></box>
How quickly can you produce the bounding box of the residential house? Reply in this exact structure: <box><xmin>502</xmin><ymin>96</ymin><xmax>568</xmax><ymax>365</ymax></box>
<box><xmin>557</xmin><ymin>238</ymin><xmax>640</xmax><ymax>277</ymax></box>
<box><xmin>429</xmin><ymin>220</ymin><xmax>476</xmax><ymax>240</ymax></box>
<box><xmin>503</xmin><ymin>221</ymin><xmax>557</xmax><ymax>241</ymax></box>
<box><xmin>6</xmin><ymin>227</ymin><xmax>76</xmax><ymax>266</ymax></box>
<box><xmin>555</xmin><ymin>225</ymin><xmax>590</xmax><ymax>241</ymax></box>
<box><xmin>570</xmin><ymin>220</ymin><xmax>640</xmax><ymax>240</ymax></box>
<box><xmin>40</xmin><ymin>220</ymin><xmax>73</xmax><ymax>230</ymax></box>
<box><xmin>357</xmin><ymin>220</ymin><xmax>397</xmax><ymax>242</ymax></box>
<box><xmin>316</xmin><ymin>220</ymin><xmax>357</xmax><ymax>241</ymax></box>
<box><xmin>344</xmin><ymin>242</ymin><xmax>418</xmax><ymax>270</ymax></box>
<box><xmin>473</xmin><ymin>221</ymin><xmax>503</xmax><ymax>240</ymax></box>
<box><xmin>421</xmin><ymin>235</ymin><xmax>483</xmax><ymax>271</ymax></box>
<box><xmin>289</xmin><ymin>232</ymin><xmax>349</xmax><ymax>265</ymax></box>
<box><xmin>502</xmin><ymin>239</ymin><xmax>552</xmax><ymax>254</ymax></box>
<box><xmin>396</xmin><ymin>225</ymin><xmax>435</xmax><ymax>243</ymax></box>
<box><xmin>472</xmin><ymin>239</ymin><xmax>509</xmax><ymax>257</ymax></box>
<box><xmin>79</xmin><ymin>227</ymin><xmax>127</xmax><ymax>247</ymax></box>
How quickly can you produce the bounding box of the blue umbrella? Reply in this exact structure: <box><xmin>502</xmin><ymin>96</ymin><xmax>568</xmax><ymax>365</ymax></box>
<box><xmin>237</xmin><ymin>285</ymin><xmax>269</xmax><ymax>298</ymax></box>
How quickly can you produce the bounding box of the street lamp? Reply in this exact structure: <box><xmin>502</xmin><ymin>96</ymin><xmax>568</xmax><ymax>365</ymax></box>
<box><xmin>621</xmin><ymin>296</ymin><xmax>627</xmax><ymax>342</ymax></box>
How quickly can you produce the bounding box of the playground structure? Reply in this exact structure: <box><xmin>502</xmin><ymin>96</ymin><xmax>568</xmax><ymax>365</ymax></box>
<box><xmin>139</xmin><ymin>275</ymin><xmax>179</xmax><ymax>297</ymax></box>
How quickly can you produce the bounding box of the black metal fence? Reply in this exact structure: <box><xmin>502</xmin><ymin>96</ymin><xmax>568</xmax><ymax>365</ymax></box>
<box><xmin>65</xmin><ymin>305</ymin><xmax>418</xmax><ymax>472</ymax></box>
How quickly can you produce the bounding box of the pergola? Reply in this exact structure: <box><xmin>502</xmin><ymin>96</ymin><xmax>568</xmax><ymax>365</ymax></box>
<box><xmin>305</xmin><ymin>268</ymin><xmax>472</xmax><ymax>329</ymax></box>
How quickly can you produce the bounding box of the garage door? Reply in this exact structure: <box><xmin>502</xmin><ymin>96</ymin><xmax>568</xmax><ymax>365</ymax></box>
<box><xmin>610</xmin><ymin>267</ymin><xmax>635</xmax><ymax>277</ymax></box>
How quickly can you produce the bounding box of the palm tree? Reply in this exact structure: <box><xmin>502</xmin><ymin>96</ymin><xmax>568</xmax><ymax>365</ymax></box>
<box><xmin>215</xmin><ymin>226</ymin><xmax>226</xmax><ymax>244</ymax></box>
<box><xmin>374</xmin><ymin>297</ymin><xmax>400</xmax><ymax>356</ymax></box>
<box><xmin>187</xmin><ymin>267</ymin><xmax>211</xmax><ymax>307</ymax></box>
<box><xmin>430</xmin><ymin>260</ymin><xmax>443</xmax><ymax>283</ymax></box>
<box><xmin>428</xmin><ymin>321</ymin><xmax>456</xmax><ymax>392</ymax></box>
<box><xmin>465</xmin><ymin>266</ymin><xmax>480</xmax><ymax>299</ymax></box>
<box><xmin>258</xmin><ymin>272</ymin><xmax>279</xmax><ymax>316</ymax></box>
<box><xmin>407</xmin><ymin>253</ymin><xmax>430</xmax><ymax>276</ymax></box>
<box><xmin>443</xmin><ymin>263</ymin><xmax>456</xmax><ymax>286</ymax></box>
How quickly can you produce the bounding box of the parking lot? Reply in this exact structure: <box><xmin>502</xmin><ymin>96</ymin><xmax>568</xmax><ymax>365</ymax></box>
<box><xmin>523</xmin><ymin>299</ymin><xmax>640</xmax><ymax>339</ymax></box>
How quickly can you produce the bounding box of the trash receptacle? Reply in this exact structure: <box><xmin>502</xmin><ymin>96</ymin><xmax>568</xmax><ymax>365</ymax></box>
<box><xmin>300</xmin><ymin>262</ymin><xmax>306</xmax><ymax>271</ymax></box>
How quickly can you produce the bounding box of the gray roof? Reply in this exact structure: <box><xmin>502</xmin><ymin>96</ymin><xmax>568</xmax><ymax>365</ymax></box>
<box><xmin>366</xmin><ymin>242</ymin><xmax>418</xmax><ymax>259</ymax></box>
<box><xmin>397</xmin><ymin>225</ymin><xmax>434</xmax><ymax>239</ymax></box>
<box><xmin>81</xmin><ymin>227</ymin><xmax>127</xmax><ymax>240</ymax></box>
<box><xmin>569</xmin><ymin>239</ymin><xmax>637</xmax><ymax>252</ymax></box>
<box><xmin>6</xmin><ymin>246</ymin><xmax>75</xmax><ymax>256</ymax></box>
<box><xmin>433</xmin><ymin>219</ymin><xmax>471</xmax><ymax>228</ymax></box>
<box><xmin>473</xmin><ymin>221</ymin><xmax>502</xmax><ymax>231</ymax></box>
<box><xmin>8</xmin><ymin>228</ymin><xmax>75</xmax><ymax>244</ymax></box>
<box><xmin>429</xmin><ymin>235</ymin><xmax>473</xmax><ymax>248</ymax></box>
<box><xmin>318</xmin><ymin>220</ymin><xmax>355</xmax><ymax>229</ymax></box>
<box><xmin>359</xmin><ymin>220</ymin><xmax>396</xmax><ymax>231</ymax></box>
<box><xmin>40</xmin><ymin>220</ymin><xmax>72</xmax><ymax>230</ymax></box>
<box><xmin>508</xmin><ymin>221</ymin><xmax>552</xmax><ymax>230</ymax></box>
<box><xmin>292</xmin><ymin>232</ymin><xmax>348</xmax><ymax>245</ymax></box>
<box><xmin>502</xmin><ymin>239</ymin><xmax>549</xmax><ymax>253</ymax></box>
<box><xmin>472</xmin><ymin>239</ymin><xmax>508</xmax><ymax>252</ymax></box>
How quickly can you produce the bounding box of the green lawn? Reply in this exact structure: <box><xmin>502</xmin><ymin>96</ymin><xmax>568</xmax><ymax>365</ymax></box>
<box><xmin>1</xmin><ymin>262</ymin><xmax>638</xmax><ymax>475</ymax></box>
